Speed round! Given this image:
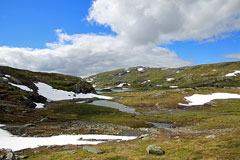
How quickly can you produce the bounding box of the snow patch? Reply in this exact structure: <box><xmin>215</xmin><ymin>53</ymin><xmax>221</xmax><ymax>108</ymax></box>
<box><xmin>34</xmin><ymin>82</ymin><xmax>112</xmax><ymax>101</ymax></box>
<box><xmin>8</xmin><ymin>82</ymin><xmax>33</xmax><ymax>92</ymax></box>
<box><xmin>0</xmin><ymin>125</ymin><xmax>136</xmax><ymax>151</ymax></box>
<box><xmin>141</xmin><ymin>80</ymin><xmax>151</xmax><ymax>84</ymax></box>
<box><xmin>5</xmin><ymin>75</ymin><xmax>11</xmax><ymax>78</ymax></box>
<box><xmin>2</xmin><ymin>77</ymin><xmax>8</xmax><ymax>80</ymax></box>
<box><xmin>179</xmin><ymin>93</ymin><xmax>240</xmax><ymax>106</ymax></box>
<box><xmin>169</xmin><ymin>86</ymin><xmax>178</xmax><ymax>88</ymax></box>
<box><xmin>35</xmin><ymin>103</ymin><xmax>45</xmax><ymax>109</ymax></box>
<box><xmin>137</xmin><ymin>68</ymin><xmax>144</xmax><ymax>72</ymax></box>
<box><xmin>117</xmin><ymin>83</ymin><xmax>130</xmax><ymax>87</ymax></box>
<box><xmin>86</xmin><ymin>78</ymin><xmax>94</xmax><ymax>83</ymax></box>
<box><xmin>225</xmin><ymin>71</ymin><xmax>240</xmax><ymax>77</ymax></box>
<box><xmin>166</xmin><ymin>78</ymin><xmax>175</xmax><ymax>81</ymax></box>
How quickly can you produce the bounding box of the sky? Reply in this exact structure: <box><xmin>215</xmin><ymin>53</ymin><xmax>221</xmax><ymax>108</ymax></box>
<box><xmin>0</xmin><ymin>0</ymin><xmax>240</xmax><ymax>77</ymax></box>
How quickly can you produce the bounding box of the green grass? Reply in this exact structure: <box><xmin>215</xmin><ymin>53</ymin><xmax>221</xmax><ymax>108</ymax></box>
<box><xmin>89</xmin><ymin>61</ymin><xmax>240</xmax><ymax>90</ymax></box>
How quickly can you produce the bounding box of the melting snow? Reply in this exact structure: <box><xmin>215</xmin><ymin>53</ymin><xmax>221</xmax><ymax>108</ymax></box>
<box><xmin>34</xmin><ymin>82</ymin><xmax>112</xmax><ymax>101</ymax></box>
<box><xmin>5</xmin><ymin>75</ymin><xmax>11</xmax><ymax>78</ymax></box>
<box><xmin>0</xmin><ymin>124</ymin><xmax>136</xmax><ymax>151</ymax></box>
<box><xmin>179</xmin><ymin>93</ymin><xmax>240</xmax><ymax>106</ymax></box>
<box><xmin>166</xmin><ymin>78</ymin><xmax>175</xmax><ymax>81</ymax></box>
<box><xmin>8</xmin><ymin>82</ymin><xmax>33</xmax><ymax>92</ymax></box>
<box><xmin>225</xmin><ymin>71</ymin><xmax>240</xmax><ymax>77</ymax></box>
<box><xmin>35</xmin><ymin>103</ymin><xmax>45</xmax><ymax>109</ymax></box>
<box><xmin>169</xmin><ymin>86</ymin><xmax>178</xmax><ymax>88</ymax></box>
<box><xmin>117</xmin><ymin>83</ymin><xmax>130</xmax><ymax>87</ymax></box>
<box><xmin>137</xmin><ymin>68</ymin><xmax>144</xmax><ymax>72</ymax></box>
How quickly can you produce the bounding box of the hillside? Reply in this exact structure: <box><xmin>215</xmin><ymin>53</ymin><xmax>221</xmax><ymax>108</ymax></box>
<box><xmin>87</xmin><ymin>61</ymin><xmax>240</xmax><ymax>90</ymax></box>
<box><xmin>1</xmin><ymin>62</ymin><xmax>240</xmax><ymax>159</ymax></box>
<box><xmin>0</xmin><ymin>66</ymin><xmax>96</xmax><ymax>109</ymax></box>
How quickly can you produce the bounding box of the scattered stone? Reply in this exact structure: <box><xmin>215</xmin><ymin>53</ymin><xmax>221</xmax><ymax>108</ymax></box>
<box><xmin>139</xmin><ymin>134</ymin><xmax>150</xmax><ymax>139</ymax></box>
<box><xmin>5</xmin><ymin>149</ymin><xmax>17</xmax><ymax>160</ymax></box>
<box><xmin>205</xmin><ymin>134</ymin><xmax>216</xmax><ymax>139</ymax></box>
<box><xmin>23</xmin><ymin>123</ymin><xmax>35</xmax><ymax>128</ymax></box>
<box><xmin>142</xmin><ymin>137</ymin><xmax>150</xmax><ymax>141</ymax></box>
<box><xmin>40</xmin><ymin>118</ymin><xmax>49</xmax><ymax>122</ymax></box>
<box><xmin>176</xmin><ymin>139</ymin><xmax>182</xmax><ymax>142</ymax></box>
<box><xmin>19</xmin><ymin>155</ymin><xmax>29</xmax><ymax>159</ymax></box>
<box><xmin>83</xmin><ymin>146</ymin><xmax>104</xmax><ymax>154</ymax></box>
<box><xmin>146</xmin><ymin>145</ymin><xmax>165</xmax><ymax>155</ymax></box>
<box><xmin>0</xmin><ymin>155</ymin><xmax>5</xmax><ymax>160</ymax></box>
<box><xmin>71</xmin><ymin>151</ymin><xmax>77</xmax><ymax>154</ymax></box>
<box><xmin>205</xmin><ymin>101</ymin><xmax>217</xmax><ymax>106</ymax></box>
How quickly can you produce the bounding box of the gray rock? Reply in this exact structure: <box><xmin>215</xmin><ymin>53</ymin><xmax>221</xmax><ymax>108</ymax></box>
<box><xmin>40</xmin><ymin>118</ymin><xmax>49</xmax><ymax>122</ymax></box>
<box><xmin>19</xmin><ymin>155</ymin><xmax>29</xmax><ymax>159</ymax></box>
<box><xmin>83</xmin><ymin>146</ymin><xmax>104</xmax><ymax>154</ymax></box>
<box><xmin>146</xmin><ymin>145</ymin><xmax>165</xmax><ymax>155</ymax></box>
<box><xmin>24</xmin><ymin>123</ymin><xmax>35</xmax><ymax>128</ymax></box>
<box><xmin>205</xmin><ymin>134</ymin><xmax>216</xmax><ymax>139</ymax></box>
<box><xmin>0</xmin><ymin>155</ymin><xmax>5</xmax><ymax>160</ymax></box>
<box><xmin>5</xmin><ymin>149</ymin><xmax>16</xmax><ymax>160</ymax></box>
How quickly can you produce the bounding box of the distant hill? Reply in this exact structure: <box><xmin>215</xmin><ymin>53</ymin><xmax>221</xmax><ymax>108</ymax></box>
<box><xmin>87</xmin><ymin>61</ymin><xmax>240</xmax><ymax>90</ymax></box>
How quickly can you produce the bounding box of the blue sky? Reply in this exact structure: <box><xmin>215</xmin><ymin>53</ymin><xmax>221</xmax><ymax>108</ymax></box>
<box><xmin>0</xmin><ymin>0</ymin><xmax>113</xmax><ymax>48</ymax></box>
<box><xmin>0</xmin><ymin>0</ymin><xmax>240</xmax><ymax>76</ymax></box>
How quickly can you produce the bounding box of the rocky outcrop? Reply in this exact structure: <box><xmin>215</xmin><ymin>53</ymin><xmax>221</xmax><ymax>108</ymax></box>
<box><xmin>146</xmin><ymin>145</ymin><xmax>165</xmax><ymax>155</ymax></box>
<box><xmin>72</xmin><ymin>82</ymin><xmax>95</xmax><ymax>94</ymax></box>
<box><xmin>83</xmin><ymin>146</ymin><xmax>104</xmax><ymax>154</ymax></box>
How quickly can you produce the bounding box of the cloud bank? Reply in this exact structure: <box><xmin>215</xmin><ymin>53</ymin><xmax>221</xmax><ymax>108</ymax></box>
<box><xmin>1</xmin><ymin>0</ymin><xmax>240</xmax><ymax>76</ymax></box>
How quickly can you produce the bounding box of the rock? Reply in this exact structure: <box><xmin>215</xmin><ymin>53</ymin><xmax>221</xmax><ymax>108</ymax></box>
<box><xmin>25</xmin><ymin>102</ymin><xmax>36</xmax><ymax>109</ymax></box>
<box><xmin>146</xmin><ymin>145</ymin><xmax>165</xmax><ymax>155</ymax></box>
<box><xmin>139</xmin><ymin>134</ymin><xmax>150</xmax><ymax>139</ymax></box>
<box><xmin>24</xmin><ymin>123</ymin><xmax>35</xmax><ymax>128</ymax></box>
<box><xmin>30</xmin><ymin>95</ymin><xmax>47</xmax><ymax>103</ymax></box>
<box><xmin>73</xmin><ymin>82</ymin><xmax>96</xmax><ymax>94</ymax></box>
<box><xmin>40</xmin><ymin>118</ymin><xmax>49</xmax><ymax>122</ymax></box>
<box><xmin>205</xmin><ymin>134</ymin><xmax>216</xmax><ymax>139</ymax></box>
<box><xmin>176</xmin><ymin>139</ymin><xmax>182</xmax><ymax>142</ymax></box>
<box><xmin>5</xmin><ymin>149</ymin><xmax>17</xmax><ymax>160</ymax></box>
<box><xmin>205</xmin><ymin>101</ymin><xmax>217</xmax><ymax>106</ymax></box>
<box><xmin>19</xmin><ymin>155</ymin><xmax>29</xmax><ymax>159</ymax></box>
<box><xmin>83</xmin><ymin>146</ymin><xmax>104</xmax><ymax>154</ymax></box>
<box><xmin>142</xmin><ymin>137</ymin><xmax>150</xmax><ymax>141</ymax></box>
<box><xmin>0</xmin><ymin>155</ymin><xmax>5</xmax><ymax>160</ymax></box>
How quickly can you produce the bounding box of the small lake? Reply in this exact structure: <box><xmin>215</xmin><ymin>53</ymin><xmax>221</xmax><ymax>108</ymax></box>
<box><xmin>89</xmin><ymin>100</ymin><xmax>140</xmax><ymax>115</ymax></box>
<box><xmin>95</xmin><ymin>88</ymin><xmax>135</xmax><ymax>94</ymax></box>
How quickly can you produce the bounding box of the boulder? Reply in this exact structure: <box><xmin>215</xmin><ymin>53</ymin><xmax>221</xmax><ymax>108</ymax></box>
<box><xmin>146</xmin><ymin>145</ymin><xmax>165</xmax><ymax>155</ymax></box>
<box><xmin>205</xmin><ymin>134</ymin><xmax>216</xmax><ymax>139</ymax></box>
<box><xmin>72</xmin><ymin>82</ymin><xmax>95</xmax><ymax>94</ymax></box>
<box><xmin>25</xmin><ymin>102</ymin><xmax>36</xmax><ymax>109</ymax></box>
<box><xmin>40</xmin><ymin>118</ymin><xmax>49</xmax><ymax>122</ymax></box>
<box><xmin>5</xmin><ymin>149</ymin><xmax>17</xmax><ymax>160</ymax></box>
<box><xmin>83</xmin><ymin>146</ymin><xmax>104</xmax><ymax>154</ymax></box>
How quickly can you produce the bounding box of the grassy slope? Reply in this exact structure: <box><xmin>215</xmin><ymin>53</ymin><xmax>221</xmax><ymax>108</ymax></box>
<box><xmin>88</xmin><ymin>61</ymin><xmax>240</xmax><ymax>89</ymax></box>
<box><xmin>0</xmin><ymin>66</ymin><xmax>93</xmax><ymax>92</ymax></box>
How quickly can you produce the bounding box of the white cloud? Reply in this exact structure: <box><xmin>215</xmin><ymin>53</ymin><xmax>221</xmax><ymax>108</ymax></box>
<box><xmin>224</xmin><ymin>53</ymin><xmax>240</xmax><ymax>59</ymax></box>
<box><xmin>0</xmin><ymin>31</ymin><xmax>190</xmax><ymax>76</ymax></box>
<box><xmin>88</xmin><ymin>0</ymin><xmax>240</xmax><ymax>44</ymax></box>
<box><xmin>1</xmin><ymin>0</ymin><xmax>240</xmax><ymax>76</ymax></box>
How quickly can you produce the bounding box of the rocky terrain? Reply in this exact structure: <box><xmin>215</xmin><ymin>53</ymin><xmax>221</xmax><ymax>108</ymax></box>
<box><xmin>1</xmin><ymin>61</ymin><xmax>240</xmax><ymax>159</ymax></box>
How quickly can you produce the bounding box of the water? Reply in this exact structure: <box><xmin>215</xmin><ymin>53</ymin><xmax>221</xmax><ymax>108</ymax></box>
<box><xmin>89</xmin><ymin>100</ymin><xmax>140</xmax><ymax>115</ymax></box>
<box><xmin>151</xmin><ymin>122</ymin><xmax>175</xmax><ymax>128</ymax></box>
<box><xmin>96</xmin><ymin>88</ymin><xmax>135</xmax><ymax>94</ymax></box>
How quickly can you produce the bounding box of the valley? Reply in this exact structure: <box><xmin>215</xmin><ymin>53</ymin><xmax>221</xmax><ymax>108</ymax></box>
<box><xmin>1</xmin><ymin>61</ymin><xmax>240</xmax><ymax>159</ymax></box>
